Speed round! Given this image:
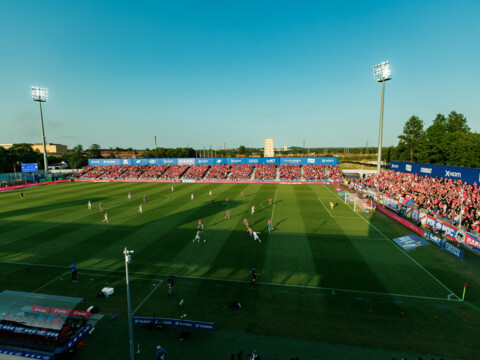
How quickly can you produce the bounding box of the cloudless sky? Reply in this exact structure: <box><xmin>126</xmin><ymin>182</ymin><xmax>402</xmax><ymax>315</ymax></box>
<box><xmin>1</xmin><ymin>1</ymin><xmax>479</xmax><ymax>150</ymax></box>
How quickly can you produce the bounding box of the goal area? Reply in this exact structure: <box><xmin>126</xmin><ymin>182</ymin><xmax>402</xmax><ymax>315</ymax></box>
<box><xmin>344</xmin><ymin>193</ymin><xmax>373</xmax><ymax>212</ymax></box>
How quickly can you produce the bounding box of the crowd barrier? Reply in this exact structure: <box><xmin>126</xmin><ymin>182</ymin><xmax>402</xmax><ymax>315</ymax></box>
<box><xmin>390</xmin><ymin>161</ymin><xmax>480</xmax><ymax>185</ymax></box>
<box><xmin>88</xmin><ymin>157</ymin><xmax>338</xmax><ymax>166</ymax></box>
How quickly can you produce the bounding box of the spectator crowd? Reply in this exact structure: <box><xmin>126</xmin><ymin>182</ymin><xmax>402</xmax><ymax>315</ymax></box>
<box><xmin>358</xmin><ymin>170</ymin><xmax>480</xmax><ymax>233</ymax></box>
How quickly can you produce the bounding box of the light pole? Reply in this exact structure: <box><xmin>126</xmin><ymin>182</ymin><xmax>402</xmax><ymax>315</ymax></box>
<box><xmin>373</xmin><ymin>61</ymin><xmax>391</xmax><ymax>173</ymax></box>
<box><xmin>123</xmin><ymin>248</ymin><xmax>135</xmax><ymax>360</ymax></box>
<box><xmin>32</xmin><ymin>86</ymin><xmax>49</xmax><ymax>177</ymax></box>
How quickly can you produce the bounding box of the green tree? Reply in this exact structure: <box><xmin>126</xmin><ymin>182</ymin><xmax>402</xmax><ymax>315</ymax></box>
<box><xmin>416</xmin><ymin>114</ymin><xmax>448</xmax><ymax>165</ymax></box>
<box><xmin>65</xmin><ymin>145</ymin><xmax>87</xmax><ymax>169</ymax></box>
<box><xmin>398</xmin><ymin>116</ymin><xmax>424</xmax><ymax>162</ymax></box>
<box><xmin>89</xmin><ymin>144</ymin><xmax>102</xmax><ymax>158</ymax></box>
<box><xmin>446</xmin><ymin>111</ymin><xmax>470</xmax><ymax>133</ymax></box>
<box><xmin>237</xmin><ymin>146</ymin><xmax>247</xmax><ymax>155</ymax></box>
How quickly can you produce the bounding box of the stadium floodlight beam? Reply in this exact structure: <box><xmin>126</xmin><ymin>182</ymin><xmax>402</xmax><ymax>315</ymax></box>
<box><xmin>123</xmin><ymin>248</ymin><xmax>135</xmax><ymax>360</ymax></box>
<box><xmin>31</xmin><ymin>86</ymin><xmax>49</xmax><ymax>176</ymax></box>
<box><xmin>373</xmin><ymin>61</ymin><xmax>391</xmax><ymax>173</ymax></box>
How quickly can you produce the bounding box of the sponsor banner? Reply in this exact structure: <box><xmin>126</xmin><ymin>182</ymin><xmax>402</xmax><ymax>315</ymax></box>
<box><xmin>405</xmin><ymin>207</ymin><xmax>412</xmax><ymax>219</ymax></box>
<box><xmin>181</xmin><ymin>179</ymin><xmax>196</xmax><ymax>183</ymax></box>
<box><xmin>424</xmin><ymin>215</ymin><xmax>459</xmax><ymax>241</ymax></box>
<box><xmin>375</xmin><ymin>205</ymin><xmax>424</xmax><ymax>236</ymax></box>
<box><xmin>465</xmin><ymin>233</ymin><xmax>480</xmax><ymax>252</ymax></box>
<box><xmin>195</xmin><ymin>158</ymin><xmax>227</xmax><ymax>165</ymax></box>
<box><xmin>21</xmin><ymin>163</ymin><xmax>39</xmax><ymax>172</ymax></box>
<box><xmin>390</xmin><ymin>161</ymin><xmax>480</xmax><ymax>185</ymax></box>
<box><xmin>0</xmin><ymin>180</ymin><xmax>69</xmax><ymax>193</ymax></box>
<box><xmin>280</xmin><ymin>157</ymin><xmax>337</xmax><ymax>165</ymax></box>
<box><xmin>0</xmin><ymin>324</ymin><xmax>59</xmax><ymax>338</ymax></box>
<box><xmin>393</xmin><ymin>234</ymin><xmax>429</xmax><ymax>250</ymax></box>
<box><xmin>443</xmin><ymin>241</ymin><xmax>464</xmax><ymax>259</ymax></box>
<box><xmin>383</xmin><ymin>197</ymin><xmax>399</xmax><ymax>211</ymax></box>
<box><xmin>177</xmin><ymin>158</ymin><xmax>195</xmax><ymax>165</ymax></box>
<box><xmin>88</xmin><ymin>157</ymin><xmax>337</xmax><ymax>166</ymax></box>
<box><xmin>62</xmin><ymin>324</ymin><xmax>93</xmax><ymax>352</ymax></box>
<box><xmin>0</xmin><ymin>346</ymin><xmax>53</xmax><ymax>360</ymax></box>
<box><xmin>132</xmin><ymin>159</ymin><xmax>149</xmax><ymax>165</ymax></box>
<box><xmin>133</xmin><ymin>316</ymin><xmax>215</xmax><ymax>331</ymax></box>
<box><xmin>412</xmin><ymin>209</ymin><xmax>420</xmax><ymax>222</ymax></box>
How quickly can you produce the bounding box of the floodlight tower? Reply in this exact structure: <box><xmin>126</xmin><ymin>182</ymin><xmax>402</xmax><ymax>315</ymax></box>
<box><xmin>31</xmin><ymin>86</ymin><xmax>49</xmax><ymax>176</ymax></box>
<box><xmin>123</xmin><ymin>248</ymin><xmax>135</xmax><ymax>360</ymax></box>
<box><xmin>373</xmin><ymin>61</ymin><xmax>391</xmax><ymax>173</ymax></box>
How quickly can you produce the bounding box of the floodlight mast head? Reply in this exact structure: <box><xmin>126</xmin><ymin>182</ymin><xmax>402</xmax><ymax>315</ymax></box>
<box><xmin>32</xmin><ymin>86</ymin><xmax>48</xmax><ymax>102</ymax></box>
<box><xmin>373</xmin><ymin>61</ymin><xmax>391</xmax><ymax>82</ymax></box>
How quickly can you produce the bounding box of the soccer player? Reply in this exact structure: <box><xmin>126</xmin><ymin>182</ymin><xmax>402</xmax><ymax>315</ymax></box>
<box><xmin>103</xmin><ymin>212</ymin><xmax>109</xmax><ymax>224</ymax></box>
<box><xmin>198</xmin><ymin>219</ymin><xmax>204</xmax><ymax>229</ymax></box>
<box><xmin>99</xmin><ymin>202</ymin><xmax>103</xmax><ymax>212</ymax></box>
<box><xmin>250</xmin><ymin>267</ymin><xmax>257</xmax><ymax>286</ymax></box>
<box><xmin>139</xmin><ymin>204</ymin><xmax>143</xmax><ymax>214</ymax></box>
<box><xmin>240</xmin><ymin>191</ymin><xmax>244</xmax><ymax>197</ymax></box>
<box><xmin>167</xmin><ymin>275</ymin><xmax>175</xmax><ymax>296</ymax></box>
<box><xmin>128</xmin><ymin>192</ymin><xmax>131</xmax><ymax>200</ymax></box>
<box><xmin>243</xmin><ymin>218</ymin><xmax>249</xmax><ymax>228</ymax></box>
<box><xmin>70</xmin><ymin>263</ymin><xmax>78</xmax><ymax>282</ymax></box>
<box><xmin>191</xmin><ymin>193</ymin><xmax>194</xmax><ymax>200</ymax></box>
<box><xmin>225</xmin><ymin>209</ymin><xmax>231</xmax><ymax>219</ymax></box>
<box><xmin>20</xmin><ymin>192</ymin><xmax>24</xmax><ymax>199</ymax></box>
<box><xmin>248</xmin><ymin>227</ymin><xmax>253</xmax><ymax>237</ymax></box>
<box><xmin>268</xmin><ymin>219</ymin><xmax>273</xmax><ymax>231</ymax></box>
<box><xmin>268</xmin><ymin>198</ymin><xmax>272</xmax><ymax>206</ymax></box>
<box><xmin>329</xmin><ymin>201</ymin><xmax>334</xmax><ymax>210</ymax></box>
<box><xmin>224</xmin><ymin>197</ymin><xmax>229</xmax><ymax>206</ymax></box>
<box><xmin>253</xmin><ymin>230</ymin><xmax>261</xmax><ymax>243</ymax></box>
<box><xmin>211</xmin><ymin>199</ymin><xmax>215</xmax><ymax>206</ymax></box>
<box><xmin>193</xmin><ymin>230</ymin><xmax>201</xmax><ymax>243</ymax></box>
<box><xmin>251</xmin><ymin>205</ymin><xmax>255</xmax><ymax>215</ymax></box>
<box><xmin>209</xmin><ymin>190</ymin><xmax>212</xmax><ymax>196</ymax></box>
<box><xmin>171</xmin><ymin>185</ymin><xmax>174</xmax><ymax>192</ymax></box>
<box><xmin>143</xmin><ymin>194</ymin><xmax>146</xmax><ymax>202</ymax></box>
<box><xmin>88</xmin><ymin>201</ymin><xmax>92</xmax><ymax>210</ymax></box>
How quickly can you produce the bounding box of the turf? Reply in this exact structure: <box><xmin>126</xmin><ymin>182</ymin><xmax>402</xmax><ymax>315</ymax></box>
<box><xmin>0</xmin><ymin>182</ymin><xmax>479</xmax><ymax>360</ymax></box>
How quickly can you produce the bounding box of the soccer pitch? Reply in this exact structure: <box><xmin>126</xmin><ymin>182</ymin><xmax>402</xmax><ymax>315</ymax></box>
<box><xmin>1</xmin><ymin>182</ymin><xmax>479</xmax><ymax>360</ymax></box>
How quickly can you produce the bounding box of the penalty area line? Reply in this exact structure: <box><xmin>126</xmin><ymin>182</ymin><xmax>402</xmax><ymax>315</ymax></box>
<box><xmin>324</xmin><ymin>185</ymin><xmax>461</xmax><ymax>301</ymax></box>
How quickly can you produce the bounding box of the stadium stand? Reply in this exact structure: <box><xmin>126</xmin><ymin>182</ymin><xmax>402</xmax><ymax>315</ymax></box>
<box><xmin>229</xmin><ymin>164</ymin><xmax>254</xmax><ymax>181</ymax></box>
<box><xmin>138</xmin><ymin>165</ymin><xmax>169</xmax><ymax>180</ymax></box>
<box><xmin>303</xmin><ymin>165</ymin><xmax>328</xmax><ymax>181</ymax></box>
<box><xmin>359</xmin><ymin>170</ymin><xmax>480</xmax><ymax>233</ymax></box>
<box><xmin>97</xmin><ymin>165</ymin><xmax>128</xmax><ymax>180</ymax></box>
<box><xmin>118</xmin><ymin>165</ymin><xmax>148</xmax><ymax>180</ymax></box>
<box><xmin>160</xmin><ymin>165</ymin><xmax>189</xmax><ymax>180</ymax></box>
<box><xmin>205</xmin><ymin>164</ymin><xmax>231</xmax><ymax>180</ymax></box>
<box><xmin>279</xmin><ymin>164</ymin><xmax>301</xmax><ymax>181</ymax></box>
<box><xmin>183</xmin><ymin>165</ymin><xmax>209</xmax><ymax>180</ymax></box>
<box><xmin>253</xmin><ymin>164</ymin><xmax>276</xmax><ymax>180</ymax></box>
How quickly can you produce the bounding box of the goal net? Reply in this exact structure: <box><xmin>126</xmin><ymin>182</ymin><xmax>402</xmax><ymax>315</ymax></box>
<box><xmin>344</xmin><ymin>193</ymin><xmax>373</xmax><ymax>212</ymax></box>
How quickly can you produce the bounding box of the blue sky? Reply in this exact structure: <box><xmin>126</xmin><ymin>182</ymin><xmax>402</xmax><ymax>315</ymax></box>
<box><xmin>1</xmin><ymin>1</ymin><xmax>479</xmax><ymax>150</ymax></box>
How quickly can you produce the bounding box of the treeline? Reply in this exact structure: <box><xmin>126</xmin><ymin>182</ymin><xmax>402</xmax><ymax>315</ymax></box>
<box><xmin>391</xmin><ymin>111</ymin><xmax>480</xmax><ymax>168</ymax></box>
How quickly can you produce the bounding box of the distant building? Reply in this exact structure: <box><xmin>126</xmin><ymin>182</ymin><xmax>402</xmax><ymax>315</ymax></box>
<box><xmin>32</xmin><ymin>143</ymin><xmax>68</xmax><ymax>155</ymax></box>
<box><xmin>264</xmin><ymin>138</ymin><xmax>274</xmax><ymax>157</ymax></box>
<box><xmin>0</xmin><ymin>143</ymin><xmax>68</xmax><ymax>155</ymax></box>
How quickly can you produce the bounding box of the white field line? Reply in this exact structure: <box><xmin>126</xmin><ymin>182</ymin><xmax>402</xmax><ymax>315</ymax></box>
<box><xmin>324</xmin><ymin>185</ymin><xmax>461</xmax><ymax>300</ymax></box>
<box><xmin>34</xmin><ymin>272</ymin><xmax>69</xmax><ymax>293</ymax></box>
<box><xmin>272</xmin><ymin>232</ymin><xmax>387</xmax><ymax>241</ymax></box>
<box><xmin>316</xmin><ymin>196</ymin><xmax>333</xmax><ymax>218</ymax></box>
<box><xmin>270</xmin><ymin>188</ymin><xmax>278</xmax><ymax>222</ymax></box>
<box><xmin>0</xmin><ymin>260</ymin><xmax>460</xmax><ymax>302</ymax></box>
<box><xmin>132</xmin><ymin>280</ymin><xmax>164</xmax><ymax>315</ymax></box>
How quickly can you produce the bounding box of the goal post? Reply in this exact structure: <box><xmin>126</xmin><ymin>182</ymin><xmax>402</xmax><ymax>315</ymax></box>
<box><xmin>344</xmin><ymin>193</ymin><xmax>373</xmax><ymax>212</ymax></box>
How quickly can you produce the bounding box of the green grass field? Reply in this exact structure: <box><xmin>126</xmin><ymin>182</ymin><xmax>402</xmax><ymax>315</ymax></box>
<box><xmin>1</xmin><ymin>182</ymin><xmax>479</xmax><ymax>360</ymax></box>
